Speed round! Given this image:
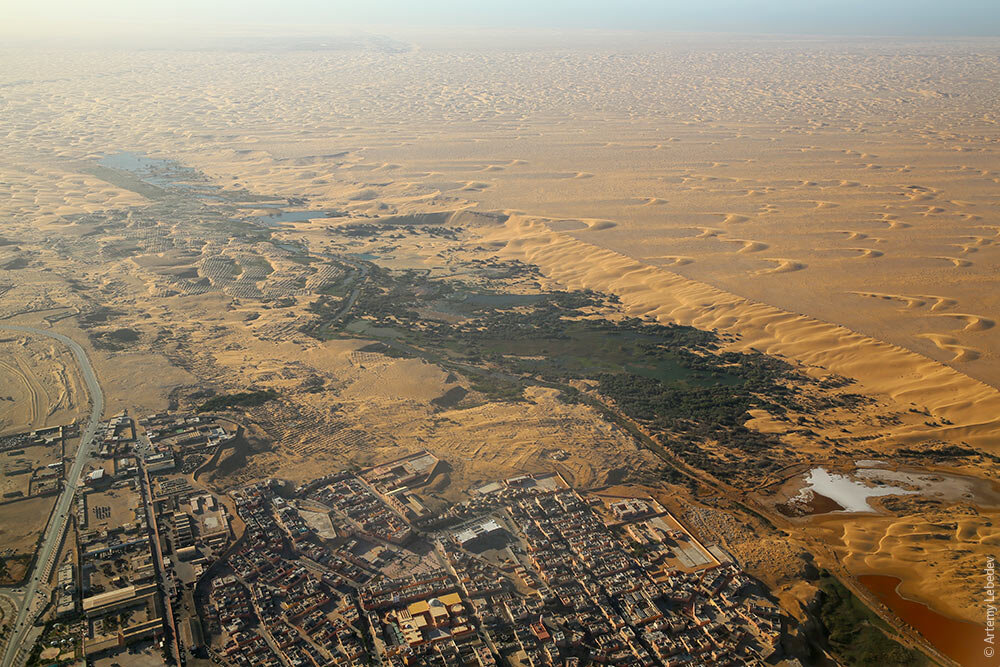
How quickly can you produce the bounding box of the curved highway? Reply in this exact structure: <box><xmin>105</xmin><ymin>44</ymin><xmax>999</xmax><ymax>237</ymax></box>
<box><xmin>0</xmin><ymin>326</ymin><xmax>104</xmax><ymax>667</ymax></box>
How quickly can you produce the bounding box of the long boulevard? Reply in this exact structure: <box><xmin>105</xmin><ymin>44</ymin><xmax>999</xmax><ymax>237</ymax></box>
<box><xmin>0</xmin><ymin>326</ymin><xmax>104</xmax><ymax>667</ymax></box>
<box><xmin>139</xmin><ymin>459</ymin><xmax>180</xmax><ymax>664</ymax></box>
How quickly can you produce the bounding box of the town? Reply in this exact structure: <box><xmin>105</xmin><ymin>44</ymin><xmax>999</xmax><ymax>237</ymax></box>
<box><xmin>1</xmin><ymin>412</ymin><xmax>789</xmax><ymax>666</ymax></box>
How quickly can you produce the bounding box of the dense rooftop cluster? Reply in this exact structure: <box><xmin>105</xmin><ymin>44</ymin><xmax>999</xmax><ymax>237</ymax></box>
<box><xmin>203</xmin><ymin>462</ymin><xmax>788</xmax><ymax>666</ymax></box>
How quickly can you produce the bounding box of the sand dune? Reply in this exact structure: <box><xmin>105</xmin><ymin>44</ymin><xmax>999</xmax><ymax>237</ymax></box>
<box><xmin>695</xmin><ymin>227</ymin><xmax>723</xmax><ymax>239</ymax></box>
<box><xmin>753</xmin><ymin>258</ymin><xmax>806</xmax><ymax>275</ymax></box>
<box><xmin>822</xmin><ymin>508</ymin><xmax>1000</xmax><ymax>623</ymax></box>
<box><xmin>848</xmin><ymin>292</ymin><xmax>963</xmax><ymax>317</ymax></box>
<box><xmin>928</xmin><ymin>256</ymin><xmax>973</xmax><ymax>268</ymax></box>
<box><xmin>913</xmin><ymin>295</ymin><xmax>958</xmax><ymax>312</ymax></box>
<box><xmin>917</xmin><ymin>333</ymin><xmax>981</xmax><ymax>362</ymax></box>
<box><xmin>850</xmin><ymin>291</ymin><xmax>928</xmax><ymax>310</ymax></box>
<box><xmin>1</xmin><ymin>39</ymin><xmax>999</xmax><ymax>653</ymax></box>
<box><xmin>934</xmin><ymin>313</ymin><xmax>995</xmax><ymax>332</ymax></box>
<box><xmin>844</xmin><ymin>247</ymin><xmax>884</xmax><ymax>259</ymax></box>
<box><xmin>644</xmin><ymin>255</ymin><xmax>694</xmax><ymax>266</ymax></box>
<box><xmin>723</xmin><ymin>238</ymin><xmax>769</xmax><ymax>254</ymax></box>
<box><xmin>0</xmin><ymin>39</ymin><xmax>997</xmax><ymax>437</ymax></box>
<box><xmin>548</xmin><ymin>218</ymin><xmax>617</xmax><ymax>232</ymax></box>
<box><xmin>585</xmin><ymin>220</ymin><xmax>617</xmax><ymax>231</ymax></box>
<box><xmin>546</xmin><ymin>219</ymin><xmax>590</xmax><ymax>232</ymax></box>
<box><xmin>876</xmin><ymin>214</ymin><xmax>913</xmax><ymax>230</ymax></box>
<box><xmin>952</xmin><ymin>235</ymin><xmax>995</xmax><ymax>253</ymax></box>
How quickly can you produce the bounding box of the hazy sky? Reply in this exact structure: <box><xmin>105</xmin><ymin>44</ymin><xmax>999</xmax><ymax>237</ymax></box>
<box><xmin>5</xmin><ymin>0</ymin><xmax>1000</xmax><ymax>37</ymax></box>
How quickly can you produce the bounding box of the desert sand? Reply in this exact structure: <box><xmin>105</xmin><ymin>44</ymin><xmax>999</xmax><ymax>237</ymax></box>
<box><xmin>818</xmin><ymin>507</ymin><xmax>1000</xmax><ymax>622</ymax></box>
<box><xmin>3</xmin><ymin>38</ymin><xmax>998</xmax><ymax>390</ymax></box>
<box><xmin>1</xmin><ymin>33</ymin><xmax>999</xmax><ymax>643</ymax></box>
<box><xmin>0</xmin><ymin>334</ymin><xmax>84</xmax><ymax>436</ymax></box>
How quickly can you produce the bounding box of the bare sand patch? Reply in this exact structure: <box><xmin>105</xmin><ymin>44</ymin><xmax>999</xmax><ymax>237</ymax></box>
<box><xmin>0</xmin><ymin>333</ymin><xmax>84</xmax><ymax>435</ymax></box>
<box><xmin>0</xmin><ymin>495</ymin><xmax>57</xmax><ymax>566</ymax></box>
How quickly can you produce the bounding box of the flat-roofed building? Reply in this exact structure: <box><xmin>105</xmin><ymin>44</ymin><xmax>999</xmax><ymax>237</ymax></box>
<box><xmin>173</xmin><ymin>511</ymin><xmax>194</xmax><ymax>547</ymax></box>
<box><xmin>82</xmin><ymin>583</ymin><xmax>158</xmax><ymax>618</ymax></box>
<box><xmin>454</xmin><ymin>519</ymin><xmax>503</xmax><ymax>547</ymax></box>
<box><xmin>611</xmin><ymin>499</ymin><xmax>651</xmax><ymax>521</ymax></box>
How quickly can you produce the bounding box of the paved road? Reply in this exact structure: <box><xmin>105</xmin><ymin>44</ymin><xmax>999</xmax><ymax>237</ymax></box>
<box><xmin>0</xmin><ymin>326</ymin><xmax>104</xmax><ymax>667</ymax></box>
<box><xmin>139</xmin><ymin>461</ymin><xmax>180</xmax><ymax>665</ymax></box>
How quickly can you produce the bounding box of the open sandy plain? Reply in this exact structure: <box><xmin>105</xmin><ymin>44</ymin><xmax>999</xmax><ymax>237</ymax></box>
<box><xmin>0</xmin><ymin>333</ymin><xmax>84</xmax><ymax>436</ymax></box>
<box><xmin>1</xmin><ymin>33</ymin><xmax>999</xmax><ymax>651</ymax></box>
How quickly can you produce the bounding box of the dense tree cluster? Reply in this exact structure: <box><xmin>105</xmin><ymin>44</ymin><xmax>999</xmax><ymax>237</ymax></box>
<box><xmin>815</xmin><ymin>572</ymin><xmax>925</xmax><ymax>665</ymax></box>
<box><xmin>197</xmin><ymin>389</ymin><xmax>278</xmax><ymax>413</ymax></box>
<box><xmin>304</xmin><ymin>261</ymin><xmax>841</xmax><ymax>481</ymax></box>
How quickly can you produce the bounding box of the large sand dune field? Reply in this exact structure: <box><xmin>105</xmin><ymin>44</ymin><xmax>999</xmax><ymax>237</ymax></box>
<box><xmin>5</xmin><ymin>36</ymin><xmax>995</xmax><ymax>385</ymax></box>
<box><xmin>6</xmin><ymin>36</ymin><xmax>994</xmax><ymax>430</ymax></box>
<box><xmin>1</xmin><ymin>33</ymin><xmax>999</xmax><ymax>644</ymax></box>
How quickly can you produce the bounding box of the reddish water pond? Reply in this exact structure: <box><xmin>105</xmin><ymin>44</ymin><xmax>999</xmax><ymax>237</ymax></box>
<box><xmin>859</xmin><ymin>574</ymin><xmax>992</xmax><ymax>666</ymax></box>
